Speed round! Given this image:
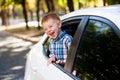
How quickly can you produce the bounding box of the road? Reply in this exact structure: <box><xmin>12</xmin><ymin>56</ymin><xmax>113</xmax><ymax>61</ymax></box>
<box><xmin>0</xmin><ymin>18</ymin><xmax>38</xmax><ymax>27</ymax></box>
<box><xmin>0</xmin><ymin>19</ymin><xmax>25</xmax><ymax>26</ymax></box>
<box><xmin>0</xmin><ymin>31</ymin><xmax>33</xmax><ymax>80</ymax></box>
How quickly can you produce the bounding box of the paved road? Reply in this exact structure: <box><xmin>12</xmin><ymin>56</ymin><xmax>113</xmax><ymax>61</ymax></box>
<box><xmin>0</xmin><ymin>18</ymin><xmax>38</xmax><ymax>27</ymax></box>
<box><xmin>0</xmin><ymin>31</ymin><xmax>33</xmax><ymax>80</ymax></box>
<box><xmin>0</xmin><ymin>19</ymin><xmax>25</xmax><ymax>26</ymax></box>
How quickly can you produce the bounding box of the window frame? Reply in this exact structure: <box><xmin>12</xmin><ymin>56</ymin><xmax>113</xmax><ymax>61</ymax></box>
<box><xmin>71</xmin><ymin>15</ymin><xmax>120</xmax><ymax>79</ymax></box>
<box><xmin>64</xmin><ymin>16</ymin><xmax>89</xmax><ymax>73</ymax></box>
<box><xmin>89</xmin><ymin>16</ymin><xmax>120</xmax><ymax>38</ymax></box>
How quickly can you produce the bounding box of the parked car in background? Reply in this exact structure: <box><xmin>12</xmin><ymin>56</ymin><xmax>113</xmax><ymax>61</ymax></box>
<box><xmin>24</xmin><ymin>5</ymin><xmax>120</xmax><ymax>80</ymax></box>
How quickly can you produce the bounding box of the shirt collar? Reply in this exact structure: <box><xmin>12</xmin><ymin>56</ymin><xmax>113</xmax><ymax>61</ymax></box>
<box><xmin>52</xmin><ymin>30</ymin><xmax>66</xmax><ymax>41</ymax></box>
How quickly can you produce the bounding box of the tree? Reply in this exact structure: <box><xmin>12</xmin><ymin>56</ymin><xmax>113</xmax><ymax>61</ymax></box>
<box><xmin>0</xmin><ymin>0</ymin><xmax>12</xmax><ymax>26</ymax></box>
<box><xmin>1</xmin><ymin>9</ymin><xmax>9</xmax><ymax>26</ymax></box>
<box><xmin>103</xmin><ymin>0</ymin><xmax>106</xmax><ymax>6</ymax></box>
<box><xmin>0</xmin><ymin>0</ymin><xmax>29</xmax><ymax>30</ymax></box>
<box><xmin>106</xmin><ymin>0</ymin><xmax>120</xmax><ymax>5</ymax></box>
<box><xmin>21</xmin><ymin>0</ymin><xmax>29</xmax><ymax>30</ymax></box>
<box><xmin>45</xmin><ymin>0</ymin><xmax>55</xmax><ymax>12</ymax></box>
<box><xmin>36</xmin><ymin>0</ymin><xmax>41</xmax><ymax>29</ymax></box>
<box><xmin>67</xmin><ymin>0</ymin><xmax>74</xmax><ymax>12</ymax></box>
<box><xmin>13</xmin><ymin>0</ymin><xmax>29</xmax><ymax>30</ymax></box>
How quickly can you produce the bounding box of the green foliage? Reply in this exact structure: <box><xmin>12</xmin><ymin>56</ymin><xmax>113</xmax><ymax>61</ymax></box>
<box><xmin>58</xmin><ymin>0</ymin><xmax>67</xmax><ymax>7</ymax></box>
<box><xmin>0</xmin><ymin>0</ymin><xmax>12</xmax><ymax>8</ymax></box>
<box><xmin>13</xmin><ymin>0</ymin><xmax>23</xmax><ymax>4</ymax></box>
<box><xmin>80</xmin><ymin>0</ymin><xmax>92</xmax><ymax>3</ymax></box>
<box><xmin>106</xmin><ymin>0</ymin><xmax>120</xmax><ymax>5</ymax></box>
<box><xmin>0</xmin><ymin>0</ymin><xmax>23</xmax><ymax>7</ymax></box>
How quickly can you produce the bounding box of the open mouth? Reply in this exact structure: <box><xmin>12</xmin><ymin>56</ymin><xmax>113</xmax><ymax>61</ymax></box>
<box><xmin>49</xmin><ymin>31</ymin><xmax>55</xmax><ymax>36</ymax></box>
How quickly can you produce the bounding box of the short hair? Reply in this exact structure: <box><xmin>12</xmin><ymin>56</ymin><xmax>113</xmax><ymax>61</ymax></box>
<box><xmin>41</xmin><ymin>12</ymin><xmax>60</xmax><ymax>25</ymax></box>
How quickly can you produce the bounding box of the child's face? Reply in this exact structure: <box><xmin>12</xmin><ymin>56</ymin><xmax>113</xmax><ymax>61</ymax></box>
<box><xmin>42</xmin><ymin>18</ymin><xmax>61</xmax><ymax>39</ymax></box>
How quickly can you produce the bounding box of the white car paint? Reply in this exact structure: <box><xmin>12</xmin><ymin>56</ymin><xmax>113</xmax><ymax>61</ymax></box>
<box><xmin>24</xmin><ymin>38</ymin><xmax>75</xmax><ymax>80</ymax></box>
<box><xmin>61</xmin><ymin>5</ymin><xmax>120</xmax><ymax>29</ymax></box>
<box><xmin>24</xmin><ymin>5</ymin><xmax>120</xmax><ymax>80</ymax></box>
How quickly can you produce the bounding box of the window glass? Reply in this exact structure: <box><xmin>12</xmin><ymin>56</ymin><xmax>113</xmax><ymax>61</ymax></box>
<box><xmin>74</xmin><ymin>20</ymin><xmax>120</xmax><ymax>80</ymax></box>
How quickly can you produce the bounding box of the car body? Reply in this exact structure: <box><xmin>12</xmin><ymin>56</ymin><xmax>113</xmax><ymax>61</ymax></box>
<box><xmin>24</xmin><ymin>5</ymin><xmax>120</xmax><ymax>80</ymax></box>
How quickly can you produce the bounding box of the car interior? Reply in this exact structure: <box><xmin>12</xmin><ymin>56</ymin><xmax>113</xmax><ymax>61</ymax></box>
<box><xmin>61</xmin><ymin>20</ymin><xmax>80</xmax><ymax>37</ymax></box>
<box><xmin>42</xmin><ymin>19</ymin><xmax>81</xmax><ymax>80</ymax></box>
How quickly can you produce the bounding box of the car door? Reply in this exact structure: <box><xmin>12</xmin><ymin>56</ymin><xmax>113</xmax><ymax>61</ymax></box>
<box><xmin>69</xmin><ymin>16</ymin><xmax>120</xmax><ymax>80</ymax></box>
<box><xmin>38</xmin><ymin>17</ymin><xmax>84</xmax><ymax>80</ymax></box>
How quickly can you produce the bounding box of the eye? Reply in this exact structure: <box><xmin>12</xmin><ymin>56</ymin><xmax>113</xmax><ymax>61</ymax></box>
<box><xmin>49</xmin><ymin>26</ymin><xmax>52</xmax><ymax>28</ymax></box>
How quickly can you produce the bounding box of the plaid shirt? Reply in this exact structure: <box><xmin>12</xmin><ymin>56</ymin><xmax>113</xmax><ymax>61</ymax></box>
<box><xmin>49</xmin><ymin>31</ymin><xmax>73</xmax><ymax>63</ymax></box>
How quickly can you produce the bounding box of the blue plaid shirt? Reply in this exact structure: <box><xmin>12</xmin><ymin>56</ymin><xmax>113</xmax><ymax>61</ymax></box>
<box><xmin>49</xmin><ymin>31</ymin><xmax>73</xmax><ymax>62</ymax></box>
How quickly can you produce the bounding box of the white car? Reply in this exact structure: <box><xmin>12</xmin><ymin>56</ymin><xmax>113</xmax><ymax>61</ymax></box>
<box><xmin>24</xmin><ymin>5</ymin><xmax>120</xmax><ymax>80</ymax></box>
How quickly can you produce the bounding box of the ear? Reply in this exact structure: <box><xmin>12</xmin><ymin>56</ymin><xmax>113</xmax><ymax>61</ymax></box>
<box><xmin>58</xmin><ymin>21</ymin><xmax>62</xmax><ymax>28</ymax></box>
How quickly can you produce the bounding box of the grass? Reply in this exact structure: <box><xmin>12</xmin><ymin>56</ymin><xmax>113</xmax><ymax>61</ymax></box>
<box><xmin>5</xmin><ymin>26</ymin><xmax>44</xmax><ymax>37</ymax></box>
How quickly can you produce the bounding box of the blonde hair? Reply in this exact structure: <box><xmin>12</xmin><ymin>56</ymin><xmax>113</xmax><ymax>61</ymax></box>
<box><xmin>41</xmin><ymin>12</ymin><xmax>60</xmax><ymax>25</ymax></box>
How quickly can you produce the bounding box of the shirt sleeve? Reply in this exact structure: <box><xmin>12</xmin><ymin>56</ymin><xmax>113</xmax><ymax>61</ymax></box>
<box><xmin>49</xmin><ymin>52</ymin><xmax>54</xmax><ymax>58</ymax></box>
<box><xmin>49</xmin><ymin>39</ymin><xmax>55</xmax><ymax>58</ymax></box>
<box><xmin>66</xmin><ymin>35</ymin><xmax>73</xmax><ymax>50</ymax></box>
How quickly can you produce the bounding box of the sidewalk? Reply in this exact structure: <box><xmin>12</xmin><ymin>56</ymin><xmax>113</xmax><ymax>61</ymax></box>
<box><xmin>0</xmin><ymin>21</ymin><xmax>42</xmax><ymax>44</ymax></box>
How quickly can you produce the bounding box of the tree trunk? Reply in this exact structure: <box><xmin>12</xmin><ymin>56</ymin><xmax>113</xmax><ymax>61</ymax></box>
<box><xmin>1</xmin><ymin>9</ymin><xmax>9</xmax><ymax>26</ymax></box>
<box><xmin>21</xmin><ymin>0</ymin><xmax>29</xmax><ymax>30</ymax></box>
<box><xmin>45</xmin><ymin>0</ymin><xmax>55</xmax><ymax>12</ymax></box>
<box><xmin>36</xmin><ymin>0</ymin><xmax>41</xmax><ymax>30</ymax></box>
<box><xmin>103</xmin><ymin>0</ymin><xmax>106</xmax><ymax>6</ymax></box>
<box><xmin>29</xmin><ymin>10</ymin><xmax>33</xmax><ymax>21</ymax></box>
<box><xmin>12</xmin><ymin>5</ymin><xmax>16</xmax><ymax>19</ymax></box>
<box><xmin>67</xmin><ymin>0</ymin><xmax>74</xmax><ymax>12</ymax></box>
<box><xmin>50</xmin><ymin>0</ymin><xmax>55</xmax><ymax>11</ymax></box>
<box><xmin>78</xmin><ymin>2</ymin><xmax>83</xmax><ymax>8</ymax></box>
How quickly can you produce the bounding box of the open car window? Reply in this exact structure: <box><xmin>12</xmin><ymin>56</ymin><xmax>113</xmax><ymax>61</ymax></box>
<box><xmin>43</xmin><ymin>18</ymin><xmax>81</xmax><ymax>62</ymax></box>
<box><xmin>42</xmin><ymin>18</ymin><xmax>82</xmax><ymax>80</ymax></box>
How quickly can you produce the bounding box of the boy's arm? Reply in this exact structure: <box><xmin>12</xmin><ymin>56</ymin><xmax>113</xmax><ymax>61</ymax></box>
<box><xmin>66</xmin><ymin>36</ymin><xmax>73</xmax><ymax>51</ymax></box>
<box><xmin>47</xmin><ymin>56</ymin><xmax>56</xmax><ymax>66</ymax></box>
<box><xmin>56</xmin><ymin>60</ymin><xmax>65</xmax><ymax>66</ymax></box>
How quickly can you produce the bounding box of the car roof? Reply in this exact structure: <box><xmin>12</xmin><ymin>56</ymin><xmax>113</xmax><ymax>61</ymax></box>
<box><xmin>61</xmin><ymin>4</ymin><xmax>120</xmax><ymax>29</ymax></box>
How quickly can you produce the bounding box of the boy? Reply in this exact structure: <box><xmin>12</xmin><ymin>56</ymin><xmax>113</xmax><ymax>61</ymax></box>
<box><xmin>41</xmin><ymin>12</ymin><xmax>73</xmax><ymax>66</ymax></box>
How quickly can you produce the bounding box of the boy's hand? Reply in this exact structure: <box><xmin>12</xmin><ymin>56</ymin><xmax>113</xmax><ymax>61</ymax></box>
<box><xmin>47</xmin><ymin>56</ymin><xmax>56</xmax><ymax>66</ymax></box>
<box><xmin>56</xmin><ymin>60</ymin><xmax>65</xmax><ymax>66</ymax></box>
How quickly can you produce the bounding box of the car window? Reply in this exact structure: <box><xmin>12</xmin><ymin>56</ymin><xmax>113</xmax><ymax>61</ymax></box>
<box><xmin>73</xmin><ymin>20</ymin><xmax>120</xmax><ymax>80</ymax></box>
<box><xmin>44</xmin><ymin>19</ymin><xmax>81</xmax><ymax>59</ymax></box>
<box><xmin>62</xmin><ymin>20</ymin><xmax>81</xmax><ymax>37</ymax></box>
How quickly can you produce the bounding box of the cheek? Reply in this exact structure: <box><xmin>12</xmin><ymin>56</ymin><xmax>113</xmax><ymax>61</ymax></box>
<box><xmin>53</xmin><ymin>26</ymin><xmax>59</xmax><ymax>31</ymax></box>
<box><xmin>45</xmin><ymin>30</ymin><xmax>48</xmax><ymax>34</ymax></box>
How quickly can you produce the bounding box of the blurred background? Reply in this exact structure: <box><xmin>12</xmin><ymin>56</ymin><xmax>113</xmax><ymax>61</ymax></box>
<box><xmin>0</xmin><ymin>0</ymin><xmax>120</xmax><ymax>80</ymax></box>
<box><xmin>0</xmin><ymin>0</ymin><xmax>120</xmax><ymax>30</ymax></box>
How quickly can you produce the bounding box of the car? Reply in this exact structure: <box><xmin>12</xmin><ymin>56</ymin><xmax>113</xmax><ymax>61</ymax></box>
<box><xmin>24</xmin><ymin>5</ymin><xmax>120</xmax><ymax>80</ymax></box>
